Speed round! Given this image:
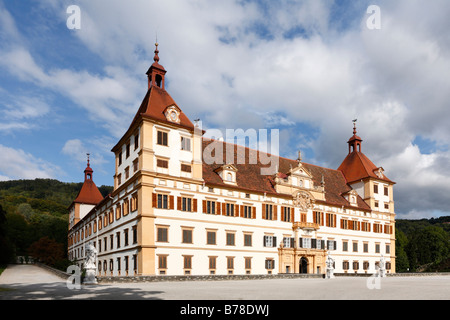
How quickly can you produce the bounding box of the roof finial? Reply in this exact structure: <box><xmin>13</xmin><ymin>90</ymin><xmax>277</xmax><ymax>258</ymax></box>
<box><xmin>87</xmin><ymin>153</ymin><xmax>90</xmax><ymax>167</ymax></box>
<box><xmin>153</xmin><ymin>40</ymin><xmax>160</xmax><ymax>63</ymax></box>
<box><xmin>352</xmin><ymin>119</ymin><xmax>358</xmax><ymax>135</ymax></box>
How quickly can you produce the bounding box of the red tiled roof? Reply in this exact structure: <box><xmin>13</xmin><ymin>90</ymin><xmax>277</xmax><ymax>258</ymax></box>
<box><xmin>202</xmin><ymin>139</ymin><xmax>371</xmax><ymax>211</ymax></box>
<box><xmin>73</xmin><ymin>180</ymin><xmax>104</xmax><ymax>205</ymax></box>
<box><xmin>134</xmin><ymin>86</ymin><xmax>194</xmax><ymax>131</ymax></box>
<box><xmin>338</xmin><ymin>151</ymin><xmax>393</xmax><ymax>184</ymax></box>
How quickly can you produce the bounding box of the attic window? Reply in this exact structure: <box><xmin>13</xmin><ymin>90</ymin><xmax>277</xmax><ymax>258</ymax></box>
<box><xmin>227</xmin><ymin>173</ymin><xmax>233</xmax><ymax>182</ymax></box>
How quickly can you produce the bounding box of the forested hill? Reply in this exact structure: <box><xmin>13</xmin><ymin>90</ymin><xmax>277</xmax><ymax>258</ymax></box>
<box><xmin>0</xmin><ymin>179</ymin><xmax>113</xmax><ymax>217</ymax></box>
<box><xmin>0</xmin><ymin>179</ymin><xmax>113</xmax><ymax>267</ymax></box>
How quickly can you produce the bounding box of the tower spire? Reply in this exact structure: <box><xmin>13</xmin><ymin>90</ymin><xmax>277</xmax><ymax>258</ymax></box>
<box><xmin>84</xmin><ymin>153</ymin><xmax>93</xmax><ymax>181</ymax></box>
<box><xmin>348</xmin><ymin>119</ymin><xmax>362</xmax><ymax>154</ymax></box>
<box><xmin>146</xmin><ymin>40</ymin><xmax>167</xmax><ymax>90</ymax></box>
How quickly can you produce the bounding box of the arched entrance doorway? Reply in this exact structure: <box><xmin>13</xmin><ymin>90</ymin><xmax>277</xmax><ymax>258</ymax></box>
<box><xmin>299</xmin><ymin>257</ymin><xmax>308</xmax><ymax>274</ymax></box>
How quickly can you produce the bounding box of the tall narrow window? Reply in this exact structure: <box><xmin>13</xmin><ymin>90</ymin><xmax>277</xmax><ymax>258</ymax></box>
<box><xmin>157</xmin><ymin>131</ymin><xmax>168</xmax><ymax>146</ymax></box>
<box><xmin>181</xmin><ymin>137</ymin><xmax>191</xmax><ymax>151</ymax></box>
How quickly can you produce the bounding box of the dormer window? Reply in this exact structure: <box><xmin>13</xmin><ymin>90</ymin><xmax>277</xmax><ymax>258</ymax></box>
<box><xmin>214</xmin><ymin>164</ymin><xmax>238</xmax><ymax>185</ymax></box>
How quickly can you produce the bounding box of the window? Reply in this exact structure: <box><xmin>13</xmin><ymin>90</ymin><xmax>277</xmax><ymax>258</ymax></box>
<box><xmin>124</xmin><ymin>229</ymin><xmax>129</xmax><ymax>246</ymax></box>
<box><xmin>245</xmin><ymin>257</ymin><xmax>252</xmax><ymax>270</ymax></box>
<box><xmin>226</xmin><ymin>203</ymin><xmax>235</xmax><ymax>217</ymax></box>
<box><xmin>206</xmin><ymin>231</ymin><xmax>216</xmax><ymax>245</ymax></box>
<box><xmin>265</xmin><ymin>259</ymin><xmax>275</xmax><ymax>270</ymax></box>
<box><xmin>353</xmin><ymin>241</ymin><xmax>358</xmax><ymax>252</ymax></box>
<box><xmin>343</xmin><ymin>241</ymin><xmax>348</xmax><ymax>252</ymax></box>
<box><xmin>209</xmin><ymin>256</ymin><xmax>216</xmax><ymax>270</ymax></box>
<box><xmin>131</xmin><ymin>193</ymin><xmax>138</xmax><ymax>212</ymax></box>
<box><xmin>244</xmin><ymin>234</ymin><xmax>252</xmax><ymax>247</ymax></box>
<box><xmin>157</xmin><ymin>159</ymin><xmax>169</xmax><ymax>169</ymax></box>
<box><xmin>353</xmin><ymin>261</ymin><xmax>359</xmax><ymax>271</ymax></box>
<box><xmin>183</xmin><ymin>256</ymin><xmax>192</xmax><ymax>269</ymax></box>
<box><xmin>363</xmin><ymin>242</ymin><xmax>369</xmax><ymax>253</ymax></box>
<box><xmin>300</xmin><ymin>238</ymin><xmax>312</xmax><ymax>249</ymax></box>
<box><xmin>384</xmin><ymin>186</ymin><xmax>389</xmax><ymax>196</ymax></box>
<box><xmin>158</xmin><ymin>194</ymin><xmax>168</xmax><ymax>209</ymax></box>
<box><xmin>157</xmin><ymin>131</ymin><xmax>168</xmax><ymax>146</ymax></box>
<box><xmin>125</xmin><ymin>166</ymin><xmax>130</xmax><ymax>179</ymax></box>
<box><xmin>313</xmin><ymin>211</ymin><xmax>324</xmax><ymax>226</ymax></box>
<box><xmin>132</xmin><ymin>226</ymin><xmax>137</xmax><ymax>244</ymax></box>
<box><xmin>343</xmin><ymin>261</ymin><xmax>350</xmax><ymax>271</ymax></box>
<box><xmin>386</xmin><ymin>244</ymin><xmax>390</xmax><ymax>254</ymax></box>
<box><xmin>181</xmin><ymin>164</ymin><xmax>192</xmax><ymax>173</ymax></box>
<box><xmin>116</xmin><ymin>232</ymin><xmax>121</xmax><ymax>248</ymax></box>
<box><xmin>118</xmin><ymin>152</ymin><xmax>122</xmax><ymax>166</ymax></box>
<box><xmin>327</xmin><ymin>240</ymin><xmax>336</xmax><ymax>251</ymax></box>
<box><xmin>126</xmin><ymin>143</ymin><xmax>130</xmax><ymax>158</ymax></box>
<box><xmin>384</xmin><ymin>203</ymin><xmax>389</xmax><ymax>210</ymax></box>
<box><xmin>227</xmin><ymin>257</ymin><xmax>234</xmax><ymax>270</ymax></box>
<box><xmin>281</xmin><ymin>207</ymin><xmax>292</xmax><ymax>222</ymax></box>
<box><xmin>157</xmin><ymin>227</ymin><xmax>168</xmax><ymax>242</ymax></box>
<box><xmin>180</xmin><ymin>197</ymin><xmax>193</xmax><ymax>212</ymax></box>
<box><xmin>182</xmin><ymin>229</ymin><xmax>193</xmax><ymax>244</ymax></box>
<box><xmin>158</xmin><ymin>255</ymin><xmax>167</xmax><ymax>269</ymax></box>
<box><xmin>326</xmin><ymin>213</ymin><xmax>336</xmax><ymax>228</ymax></box>
<box><xmin>226</xmin><ymin>232</ymin><xmax>235</xmax><ymax>246</ymax></box>
<box><xmin>134</xmin><ymin>132</ymin><xmax>139</xmax><ymax>150</ymax></box>
<box><xmin>117</xmin><ymin>173</ymin><xmax>122</xmax><ymax>186</ymax></box>
<box><xmin>283</xmin><ymin>237</ymin><xmax>294</xmax><ymax>248</ymax></box>
<box><xmin>205</xmin><ymin>201</ymin><xmax>216</xmax><ymax>215</ymax></box>
<box><xmin>374</xmin><ymin>184</ymin><xmax>379</xmax><ymax>194</ymax></box>
<box><xmin>110</xmin><ymin>235</ymin><xmax>114</xmax><ymax>250</ymax></box>
<box><xmin>133</xmin><ymin>159</ymin><xmax>139</xmax><ymax>173</ymax></box>
<box><xmin>263</xmin><ymin>235</ymin><xmax>277</xmax><ymax>248</ymax></box>
<box><xmin>375</xmin><ymin>243</ymin><xmax>380</xmax><ymax>253</ymax></box>
<box><xmin>243</xmin><ymin>205</ymin><xmax>253</xmax><ymax>219</ymax></box>
<box><xmin>181</xmin><ymin>137</ymin><xmax>191</xmax><ymax>151</ymax></box>
<box><xmin>263</xmin><ymin>204</ymin><xmax>276</xmax><ymax>220</ymax></box>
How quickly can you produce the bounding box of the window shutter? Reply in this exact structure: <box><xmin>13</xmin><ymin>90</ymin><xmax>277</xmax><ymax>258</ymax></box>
<box><xmin>321</xmin><ymin>240</ymin><xmax>325</xmax><ymax>249</ymax></box>
<box><xmin>263</xmin><ymin>235</ymin><xmax>267</xmax><ymax>247</ymax></box>
<box><xmin>216</xmin><ymin>202</ymin><xmax>221</xmax><ymax>215</ymax></box>
<box><xmin>311</xmin><ymin>239</ymin><xmax>317</xmax><ymax>249</ymax></box>
<box><xmin>240</xmin><ymin>205</ymin><xmax>244</xmax><ymax>218</ymax></box>
<box><xmin>177</xmin><ymin>197</ymin><xmax>181</xmax><ymax>210</ymax></box>
<box><xmin>222</xmin><ymin>203</ymin><xmax>226</xmax><ymax>216</ymax></box>
<box><xmin>299</xmin><ymin>238</ymin><xmax>303</xmax><ymax>248</ymax></box>
<box><xmin>202</xmin><ymin>200</ymin><xmax>207</xmax><ymax>214</ymax></box>
<box><xmin>333</xmin><ymin>241</ymin><xmax>337</xmax><ymax>250</ymax></box>
<box><xmin>152</xmin><ymin>193</ymin><xmax>157</xmax><ymax>208</ymax></box>
<box><xmin>262</xmin><ymin>204</ymin><xmax>266</xmax><ymax>219</ymax></box>
<box><xmin>291</xmin><ymin>210</ymin><xmax>294</xmax><ymax>223</ymax></box>
<box><xmin>235</xmin><ymin>204</ymin><xmax>239</xmax><ymax>217</ymax></box>
<box><xmin>273</xmin><ymin>205</ymin><xmax>277</xmax><ymax>221</ymax></box>
<box><xmin>193</xmin><ymin>199</ymin><xmax>198</xmax><ymax>212</ymax></box>
<box><xmin>169</xmin><ymin>196</ymin><xmax>174</xmax><ymax>209</ymax></box>
<box><xmin>252</xmin><ymin>207</ymin><xmax>256</xmax><ymax>219</ymax></box>
<box><xmin>273</xmin><ymin>236</ymin><xmax>277</xmax><ymax>248</ymax></box>
<box><xmin>290</xmin><ymin>238</ymin><xmax>295</xmax><ymax>248</ymax></box>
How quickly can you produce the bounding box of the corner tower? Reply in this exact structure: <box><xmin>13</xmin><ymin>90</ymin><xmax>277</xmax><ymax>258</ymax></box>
<box><xmin>68</xmin><ymin>155</ymin><xmax>104</xmax><ymax>229</ymax></box>
<box><xmin>338</xmin><ymin>122</ymin><xmax>395</xmax><ymax>213</ymax></box>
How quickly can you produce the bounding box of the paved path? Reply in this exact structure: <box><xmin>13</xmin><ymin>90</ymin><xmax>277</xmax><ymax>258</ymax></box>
<box><xmin>1</xmin><ymin>264</ymin><xmax>450</xmax><ymax>300</ymax></box>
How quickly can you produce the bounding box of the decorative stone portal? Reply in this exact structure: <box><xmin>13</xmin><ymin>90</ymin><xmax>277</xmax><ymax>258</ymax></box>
<box><xmin>278</xmin><ymin>247</ymin><xmax>327</xmax><ymax>275</ymax></box>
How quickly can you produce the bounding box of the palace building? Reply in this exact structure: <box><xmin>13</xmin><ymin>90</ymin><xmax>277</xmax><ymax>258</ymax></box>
<box><xmin>68</xmin><ymin>44</ymin><xmax>396</xmax><ymax>277</ymax></box>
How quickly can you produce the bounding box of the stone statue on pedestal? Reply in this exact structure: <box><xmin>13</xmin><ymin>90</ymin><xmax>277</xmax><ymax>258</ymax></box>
<box><xmin>379</xmin><ymin>254</ymin><xmax>386</xmax><ymax>278</ymax></box>
<box><xmin>326</xmin><ymin>252</ymin><xmax>335</xmax><ymax>279</ymax></box>
<box><xmin>83</xmin><ymin>242</ymin><xmax>98</xmax><ymax>285</ymax></box>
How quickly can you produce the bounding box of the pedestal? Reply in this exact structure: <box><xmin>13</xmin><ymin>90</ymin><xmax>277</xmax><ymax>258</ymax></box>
<box><xmin>83</xmin><ymin>268</ymin><xmax>98</xmax><ymax>285</ymax></box>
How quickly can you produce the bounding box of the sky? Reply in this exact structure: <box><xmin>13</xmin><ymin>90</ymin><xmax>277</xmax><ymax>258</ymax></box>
<box><xmin>0</xmin><ymin>0</ymin><xmax>449</xmax><ymax>220</ymax></box>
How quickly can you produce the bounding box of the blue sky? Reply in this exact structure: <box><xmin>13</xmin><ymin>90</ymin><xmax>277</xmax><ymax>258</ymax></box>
<box><xmin>1</xmin><ymin>0</ymin><xmax>450</xmax><ymax>219</ymax></box>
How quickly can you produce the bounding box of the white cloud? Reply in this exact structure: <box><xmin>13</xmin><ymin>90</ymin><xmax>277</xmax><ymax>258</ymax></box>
<box><xmin>0</xmin><ymin>144</ymin><xmax>63</xmax><ymax>180</ymax></box>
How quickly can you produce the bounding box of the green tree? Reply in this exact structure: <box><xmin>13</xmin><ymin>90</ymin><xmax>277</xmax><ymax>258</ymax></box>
<box><xmin>407</xmin><ymin>226</ymin><xmax>449</xmax><ymax>268</ymax></box>
<box><xmin>395</xmin><ymin>229</ymin><xmax>410</xmax><ymax>272</ymax></box>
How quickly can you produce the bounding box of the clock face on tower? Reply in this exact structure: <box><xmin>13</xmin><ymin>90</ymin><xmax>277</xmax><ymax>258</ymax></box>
<box><xmin>165</xmin><ymin>106</ymin><xmax>181</xmax><ymax>123</ymax></box>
